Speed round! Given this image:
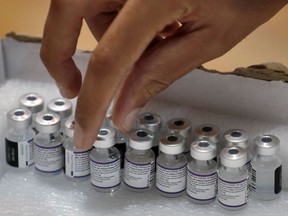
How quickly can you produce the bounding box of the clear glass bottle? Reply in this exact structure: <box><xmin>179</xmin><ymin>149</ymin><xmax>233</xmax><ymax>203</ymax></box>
<box><xmin>251</xmin><ymin>134</ymin><xmax>282</xmax><ymax>200</ymax></box>
<box><xmin>19</xmin><ymin>93</ymin><xmax>44</xmax><ymax>132</ymax></box>
<box><xmin>63</xmin><ymin>118</ymin><xmax>91</xmax><ymax>180</ymax></box>
<box><xmin>105</xmin><ymin>113</ymin><xmax>128</xmax><ymax>169</ymax></box>
<box><xmin>194</xmin><ymin>124</ymin><xmax>221</xmax><ymax>162</ymax></box>
<box><xmin>166</xmin><ymin>117</ymin><xmax>192</xmax><ymax>161</ymax></box>
<box><xmin>89</xmin><ymin>127</ymin><xmax>121</xmax><ymax>193</ymax></box>
<box><xmin>136</xmin><ymin>112</ymin><xmax>162</xmax><ymax>158</ymax></box>
<box><xmin>5</xmin><ymin>108</ymin><xmax>35</xmax><ymax>169</ymax></box>
<box><xmin>156</xmin><ymin>134</ymin><xmax>187</xmax><ymax>198</ymax></box>
<box><xmin>218</xmin><ymin>146</ymin><xmax>249</xmax><ymax>211</ymax></box>
<box><xmin>187</xmin><ymin>140</ymin><xmax>217</xmax><ymax>204</ymax></box>
<box><xmin>223</xmin><ymin>129</ymin><xmax>252</xmax><ymax>173</ymax></box>
<box><xmin>47</xmin><ymin>98</ymin><xmax>72</xmax><ymax>133</ymax></box>
<box><xmin>33</xmin><ymin>112</ymin><xmax>65</xmax><ymax>175</ymax></box>
<box><xmin>124</xmin><ymin>128</ymin><xmax>155</xmax><ymax>192</ymax></box>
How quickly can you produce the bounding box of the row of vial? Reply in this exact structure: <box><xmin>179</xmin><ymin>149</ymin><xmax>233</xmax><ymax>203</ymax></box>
<box><xmin>5</xmin><ymin>93</ymin><xmax>282</xmax><ymax>211</ymax></box>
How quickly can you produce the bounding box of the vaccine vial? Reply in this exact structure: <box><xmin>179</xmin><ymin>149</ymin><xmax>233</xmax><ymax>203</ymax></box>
<box><xmin>105</xmin><ymin>114</ymin><xmax>128</xmax><ymax>169</ymax></box>
<box><xmin>223</xmin><ymin>129</ymin><xmax>252</xmax><ymax>173</ymax></box>
<box><xmin>19</xmin><ymin>93</ymin><xmax>44</xmax><ymax>132</ymax></box>
<box><xmin>187</xmin><ymin>140</ymin><xmax>217</xmax><ymax>204</ymax></box>
<box><xmin>136</xmin><ymin>112</ymin><xmax>162</xmax><ymax>158</ymax></box>
<box><xmin>166</xmin><ymin>117</ymin><xmax>192</xmax><ymax>161</ymax></box>
<box><xmin>194</xmin><ymin>124</ymin><xmax>221</xmax><ymax>161</ymax></box>
<box><xmin>47</xmin><ymin>98</ymin><xmax>72</xmax><ymax>133</ymax></box>
<box><xmin>251</xmin><ymin>134</ymin><xmax>282</xmax><ymax>200</ymax></box>
<box><xmin>89</xmin><ymin>127</ymin><xmax>121</xmax><ymax>192</ymax></box>
<box><xmin>63</xmin><ymin>118</ymin><xmax>91</xmax><ymax>180</ymax></box>
<box><xmin>156</xmin><ymin>134</ymin><xmax>187</xmax><ymax>197</ymax></box>
<box><xmin>34</xmin><ymin>112</ymin><xmax>65</xmax><ymax>175</ymax></box>
<box><xmin>124</xmin><ymin>128</ymin><xmax>155</xmax><ymax>192</ymax></box>
<box><xmin>218</xmin><ymin>146</ymin><xmax>249</xmax><ymax>210</ymax></box>
<box><xmin>5</xmin><ymin>108</ymin><xmax>35</xmax><ymax>169</ymax></box>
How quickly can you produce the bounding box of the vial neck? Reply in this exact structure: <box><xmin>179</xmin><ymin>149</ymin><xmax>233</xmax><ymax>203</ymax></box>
<box><xmin>95</xmin><ymin>147</ymin><xmax>112</xmax><ymax>155</ymax></box>
<box><xmin>39</xmin><ymin>131</ymin><xmax>61</xmax><ymax>141</ymax></box>
<box><xmin>131</xmin><ymin>148</ymin><xmax>149</xmax><ymax>156</ymax></box>
<box><xmin>10</xmin><ymin>127</ymin><xmax>29</xmax><ymax>136</ymax></box>
<box><xmin>256</xmin><ymin>154</ymin><xmax>277</xmax><ymax>161</ymax></box>
<box><xmin>193</xmin><ymin>159</ymin><xmax>212</xmax><ymax>167</ymax></box>
<box><xmin>162</xmin><ymin>153</ymin><xmax>182</xmax><ymax>160</ymax></box>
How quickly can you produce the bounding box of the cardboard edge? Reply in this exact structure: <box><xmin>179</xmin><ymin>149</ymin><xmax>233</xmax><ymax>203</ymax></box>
<box><xmin>0</xmin><ymin>39</ymin><xmax>6</xmax><ymax>83</ymax></box>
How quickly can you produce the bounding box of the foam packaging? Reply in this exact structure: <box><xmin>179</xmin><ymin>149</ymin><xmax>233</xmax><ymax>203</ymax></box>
<box><xmin>0</xmin><ymin>37</ymin><xmax>288</xmax><ymax>215</ymax></box>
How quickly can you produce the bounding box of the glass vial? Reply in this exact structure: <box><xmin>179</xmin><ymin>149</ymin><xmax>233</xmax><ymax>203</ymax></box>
<box><xmin>89</xmin><ymin>127</ymin><xmax>121</xmax><ymax>193</ymax></box>
<box><xmin>136</xmin><ymin>112</ymin><xmax>162</xmax><ymax>158</ymax></box>
<box><xmin>251</xmin><ymin>134</ymin><xmax>282</xmax><ymax>200</ymax></box>
<box><xmin>223</xmin><ymin>129</ymin><xmax>252</xmax><ymax>173</ymax></box>
<box><xmin>156</xmin><ymin>134</ymin><xmax>187</xmax><ymax>197</ymax></box>
<box><xmin>218</xmin><ymin>146</ymin><xmax>249</xmax><ymax>210</ymax></box>
<box><xmin>63</xmin><ymin>118</ymin><xmax>91</xmax><ymax>180</ymax></box>
<box><xmin>194</xmin><ymin>124</ymin><xmax>221</xmax><ymax>161</ymax></box>
<box><xmin>187</xmin><ymin>140</ymin><xmax>217</xmax><ymax>204</ymax></box>
<box><xmin>47</xmin><ymin>98</ymin><xmax>72</xmax><ymax>133</ymax></box>
<box><xmin>19</xmin><ymin>93</ymin><xmax>44</xmax><ymax>132</ymax></box>
<box><xmin>34</xmin><ymin>112</ymin><xmax>65</xmax><ymax>175</ymax></box>
<box><xmin>124</xmin><ymin>128</ymin><xmax>155</xmax><ymax>192</ymax></box>
<box><xmin>5</xmin><ymin>108</ymin><xmax>35</xmax><ymax>169</ymax></box>
<box><xmin>166</xmin><ymin>117</ymin><xmax>192</xmax><ymax>161</ymax></box>
<box><xmin>105</xmin><ymin>114</ymin><xmax>128</xmax><ymax>169</ymax></box>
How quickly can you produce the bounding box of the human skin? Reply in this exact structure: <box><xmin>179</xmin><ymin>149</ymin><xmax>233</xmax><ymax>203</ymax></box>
<box><xmin>40</xmin><ymin>0</ymin><xmax>288</xmax><ymax>149</ymax></box>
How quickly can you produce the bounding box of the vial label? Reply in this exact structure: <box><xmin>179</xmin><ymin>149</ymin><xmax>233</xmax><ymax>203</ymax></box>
<box><xmin>124</xmin><ymin>158</ymin><xmax>155</xmax><ymax>189</ymax></box>
<box><xmin>218</xmin><ymin>177</ymin><xmax>248</xmax><ymax>208</ymax></box>
<box><xmin>90</xmin><ymin>158</ymin><xmax>121</xmax><ymax>189</ymax></box>
<box><xmin>5</xmin><ymin>138</ymin><xmax>34</xmax><ymax>168</ymax></box>
<box><xmin>65</xmin><ymin>149</ymin><xmax>91</xmax><ymax>178</ymax></box>
<box><xmin>34</xmin><ymin>143</ymin><xmax>64</xmax><ymax>173</ymax></box>
<box><xmin>251</xmin><ymin>166</ymin><xmax>282</xmax><ymax>195</ymax></box>
<box><xmin>245</xmin><ymin>160</ymin><xmax>252</xmax><ymax>174</ymax></box>
<box><xmin>156</xmin><ymin>163</ymin><xmax>187</xmax><ymax>194</ymax></box>
<box><xmin>187</xmin><ymin>170</ymin><xmax>217</xmax><ymax>201</ymax></box>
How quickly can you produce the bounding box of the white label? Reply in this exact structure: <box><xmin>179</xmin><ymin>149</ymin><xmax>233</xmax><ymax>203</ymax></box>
<box><xmin>156</xmin><ymin>163</ymin><xmax>187</xmax><ymax>194</ymax></box>
<box><xmin>18</xmin><ymin>139</ymin><xmax>34</xmax><ymax>168</ymax></box>
<box><xmin>90</xmin><ymin>158</ymin><xmax>121</xmax><ymax>189</ymax></box>
<box><xmin>65</xmin><ymin>149</ymin><xmax>91</xmax><ymax>178</ymax></box>
<box><xmin>218</xmin><ymin>177</ymin><xmax>248</xmax><ymax>208</ymax></box>
<box><xmin>124</xmin><ymin>158</ymin><xmax>155</xmax><ymax>189</ymax></box>
<box><xmin>246</xmin><ymin>160</ymin><xmax>252</xmax><ymax>174</ymax></box>
<box><xmin>34</xmin><ymin>143</ymin><xmax>64</xmax><ymax>173</ymax></box>
<box><xmin>187</xmin><ymin>170</ymin><xmax>217</xmax><ymax>201</ymax></box>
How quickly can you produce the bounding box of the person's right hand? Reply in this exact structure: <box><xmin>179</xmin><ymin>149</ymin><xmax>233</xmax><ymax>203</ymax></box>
<box><xmin>40</xmin><ymin>0</ymin><xmax>287</xmax><ymax>149</ymax></box>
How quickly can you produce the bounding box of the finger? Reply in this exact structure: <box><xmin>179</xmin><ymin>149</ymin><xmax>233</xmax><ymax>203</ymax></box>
<box><xmin>112</xmin><ymin>25</ymin><xmax>226</xmax><ymax>132</ymax></box>
<box><xmin>74</xmin><ymin>0</ymin><xmax>191</xmax><ymax>149</ymax></box>
<box><xmin>40</xmin><ymin>1</ymin><xmax>83</xmax><ymax>99</ymax></box>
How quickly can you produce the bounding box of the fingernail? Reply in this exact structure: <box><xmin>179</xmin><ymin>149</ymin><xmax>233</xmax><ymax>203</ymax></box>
<box><xmin>121</xmin><ymin>108</ymin><xmax>140</xmax><ymax>131</ymax></box>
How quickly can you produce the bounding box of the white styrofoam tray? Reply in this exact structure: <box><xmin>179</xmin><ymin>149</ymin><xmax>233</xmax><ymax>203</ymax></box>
<box><xmin>0</xmin><ymin>37</ymin><xmax>288</xmax><ymax>216</ymax></box>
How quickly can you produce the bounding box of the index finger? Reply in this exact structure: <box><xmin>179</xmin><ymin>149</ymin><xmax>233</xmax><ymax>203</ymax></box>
<box><xmin>74</xmin><ymin>0</ymin><xmax>190</xmax><ymax>148</ymax></box>
<box><xmin>40</xmin><ymin>1</ymin><xmax>83</xmax><ymax>98</ymax></box>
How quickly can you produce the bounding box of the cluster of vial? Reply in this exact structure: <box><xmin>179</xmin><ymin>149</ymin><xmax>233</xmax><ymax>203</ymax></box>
<box><xmin>5</xmin><ymin>93</ymin><xmax>283</xmax><ymax>211</ymax></box>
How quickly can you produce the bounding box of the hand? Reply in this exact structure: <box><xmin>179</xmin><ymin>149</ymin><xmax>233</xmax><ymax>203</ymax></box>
<box><xmin>40</xmin><ymin>0</ymin><xmax>287</xmax><ymax>149</ymax></box>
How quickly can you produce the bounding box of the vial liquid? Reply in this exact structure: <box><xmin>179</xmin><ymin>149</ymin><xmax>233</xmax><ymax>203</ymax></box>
<box><xmin>251</xmin><ymin>134</ymin><xmax>282</xmax><ymax>200</ymax></box>
<box><xmin>187</xmin><ymin>140</ymin><xmax>217</xmax><ymax>204</ymax></box>
<box><xmin>156</xmin><ymin>134</ymin><xmax>187</xmax><ymax>198</ymax></box>
<box><xmin>19</xmin><ymin>93</ymin><xmax>44</xmax><ymax>132</ymax></box>
<box><xmin>47</xmin><ymin>98</ymin><xmax>72</xmax><ymax>133</ymax></box>
<box><xmin>5</xmin><ymin>108</ymin><xmax>35</xmax><ymax>169</ymax></box>
<box><xmin>223</xmin><ymin>129</ymin><xmax>252</xmax><ymax>173</ymax></box>
<box><xmin>63</xmin><ymin>118</ymin><xmax>91</xmax><ymax>180</ymax></box>
<box><xmin>136</xmin><ymin>112</ymin><xmax>162</xmax><ymax>158</ymax></box>
<box><xmin>89</xmin><ymin>127</ymin><xmax>121</xmax><ymax>193</ymax></box>
<box><xmin>124</xmin><ymin>128</ymin><xmax>155</xmax><ymax>192</ymax></box>
<box><xmin>218</xmin><ymin>146</ymin><xmax>249</xmax><ymax>211</ymax></box>
<box><xmin>105</xmin><ymin>114</ymin><xmax>128</xmax><ymax>169</ymax></box>
<box><xmin>194</xmin><ymin>124</ymin><xmax>221</xmax><ymax>162</ymax></box>
<box><xmin>166</xmin><ymin>117</ymin><xmax>193</xmax><ymax>161</ymax></box>
<box><xmin>33</xmin><ymin>113</ymin><xmax>65</xmax><ymax>175</ymax></box>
